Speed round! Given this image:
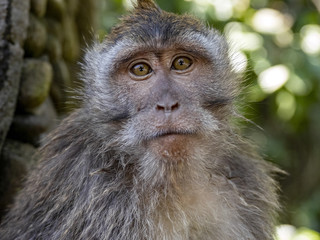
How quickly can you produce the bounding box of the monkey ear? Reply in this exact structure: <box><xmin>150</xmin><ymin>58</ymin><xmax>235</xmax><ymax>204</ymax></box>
<box><xmin>134</xmin><ymin>0</ymin><xmax>161</xmax><ymax>11</ymax></box>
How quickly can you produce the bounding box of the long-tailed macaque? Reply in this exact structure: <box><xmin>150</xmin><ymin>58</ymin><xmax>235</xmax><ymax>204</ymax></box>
<box><xmin>0</xmin><ymin>0</ymin><xmax>279</xmax><ymax>239</ymax></box>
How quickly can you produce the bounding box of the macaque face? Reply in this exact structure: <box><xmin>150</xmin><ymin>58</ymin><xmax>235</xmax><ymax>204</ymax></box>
<box><xmin>108</xmin><ymin>45</ymin><xmax>231</xmax><ymax>160</ymax></box>
<box><xmin>85</xmin><ymin>7</ymin><xmax>236</xmax><ymax>161</ymax></box>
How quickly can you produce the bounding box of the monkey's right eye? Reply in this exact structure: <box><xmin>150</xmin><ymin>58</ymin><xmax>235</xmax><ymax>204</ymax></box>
<box><xmin>130</xmin><ymin>63</ymin><xmax>152</xmax><ymax>77</ymax></box>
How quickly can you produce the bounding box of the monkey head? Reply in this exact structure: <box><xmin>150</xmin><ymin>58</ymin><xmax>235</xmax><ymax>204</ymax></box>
<box><xmin>82</xmin><ymin>0</ymin><xmax>238</xmax><ymax>163</ymax></box>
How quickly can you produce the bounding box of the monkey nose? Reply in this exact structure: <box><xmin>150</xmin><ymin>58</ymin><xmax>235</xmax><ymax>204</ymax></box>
<box><xmin>156</xmin><ymin>102</ymin><xmax>180</xmax><ymax>114</ymax></box>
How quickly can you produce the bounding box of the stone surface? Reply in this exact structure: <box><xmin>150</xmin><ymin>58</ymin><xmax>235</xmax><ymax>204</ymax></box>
<box><xmin>52</xmin><ymin>59</ymin><xmax>72</xmax><ymax>89</ymax></box>
<box><xmin>45</xmin><ymin>18</ymin><xmax>63</xmax><ymax>42</ymax></box>
<box><xmin>0</xmin><ymin>139</ymin><xmax>37</xmax><ymax>217</ymax></box>
<box><xmin>65</xmin><ymin>0</ymin><xmax>78</xmax><ymax>16</ymax></box>
<box><xmin>9</xmin><ymin>97</ymin><xmax>58</xmax><ymax>146</ymax></box>
<box><xmin>62</xmin><ymin>15</ymin><xmax>80</xmax><ymax>61</ymax></box>
<box><xmin>51</xmin><ymin>60</ymin><xmax>72</xmax><ymax>112</ymax></box>
<box><xmin>50</xmin><ymin>79</ymin><xmax>64</xmax><ymax>110</ymax></box>
<box><xmin>0</xmin><ymin>0</ymin><xmax>98</xmax><ymax>220</ymax></box>
<box><xmin>31</xmin><ymin>0</ymin><xmax>48</xmax><ymax>17</ymax></box>
<box><xmin>46</xmin><ymin>34</ymin><xmax>62</xmax><ymax>61</ymax></box>
<box><xmin>24</xmin><ymin>14</ymin><xmax>47</xmax><ymax>57</ymax></box>
<box><xmin>47</xmin><ymin>0</ymin><xmax>66</xmax><ymax>21</ymax></box>
<box><xmin>76</xmin><ymin>0</ymin><xmax>98</xmax><ymax>46</ymax></box>
<box><xmin>18</xmin><ymin>59</ymin><xmax>53</xmax><ymax>111</ymax></box>
<box><xmin>0</xmin><ymin>0</ymin><xmax>30</xmax><ymax>153</ymax></box>
<box><xmin>10</xmin><ymin>0</ymin><xmax>30</xmax><ymax>46</ymax></box>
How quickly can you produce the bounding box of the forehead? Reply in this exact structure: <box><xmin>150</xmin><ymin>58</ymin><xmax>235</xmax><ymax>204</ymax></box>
<box><xmin>94</xmin><ymin>7</ymin><xmax>229</xmax><ymax>75</ymax></box>
<box><xmin>101</xmin><ymin>32</ymin><xmax>214</xmax><ymax>69</ymax></box>
<box><xmin>108</xmin><ymin>8</ymin><xmax>207</xmax><ymax>45</ymax></box>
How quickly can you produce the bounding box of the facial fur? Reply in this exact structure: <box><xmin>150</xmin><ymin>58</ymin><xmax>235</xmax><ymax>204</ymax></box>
<box><xmin>83</xmin><ymin>3</ymin><xmax>236</xmax><ymax>160</ymax></box>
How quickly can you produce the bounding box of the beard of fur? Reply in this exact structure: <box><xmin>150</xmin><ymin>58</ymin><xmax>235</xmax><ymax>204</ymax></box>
<box><xmin>81</xmin><ymin>108</ymin><xmax>276</xmax><ymax>240</ymax></box>
<box><xmin>110</xmin><ymin>105</ymin><xmax>225</xmax><ymax>190</ymax></box>
<box><xmin>90</xmin><ymin>110</ymin><xmax>235</xmax><ymax>239</ymax></box>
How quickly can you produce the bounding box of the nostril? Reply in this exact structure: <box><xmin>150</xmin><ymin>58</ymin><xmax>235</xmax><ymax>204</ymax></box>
<box><xmin>156</xmin><ymin>102</ymin><xmax>179</xmax><ymax>112</ymax></box>
<box><xmin>156</xmin><ymin>104</ymin><xmax>165</xmax><ymax>111</ymax></box>
<box><xmin>171</xmin><ymin>102</ymin><xmax>179</xmax><ymax>111</ymax></box>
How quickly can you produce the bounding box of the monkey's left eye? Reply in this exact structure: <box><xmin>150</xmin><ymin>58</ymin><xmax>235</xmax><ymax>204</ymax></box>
<box><xmin>172</xmin><ymin>56</ymin><xmax>192</xmax><ymax>71</ymax></box>
<box><xmin>130</xmin><ymin>63</ymin><xmax>152</xmax><ymax>77</ymax></box>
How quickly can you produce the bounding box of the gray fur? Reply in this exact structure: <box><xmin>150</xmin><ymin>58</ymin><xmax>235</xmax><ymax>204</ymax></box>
<box><xmin>0</xmin><ymin>1</ymin><xmax>279</xmax><ymax>239</ymax></box>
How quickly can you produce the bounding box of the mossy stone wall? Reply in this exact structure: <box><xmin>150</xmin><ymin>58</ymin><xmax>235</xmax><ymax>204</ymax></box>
<box><xmin>0</xmin><ymin>0</ymin><xmax>98</xmax><ymax>218</ymax></box>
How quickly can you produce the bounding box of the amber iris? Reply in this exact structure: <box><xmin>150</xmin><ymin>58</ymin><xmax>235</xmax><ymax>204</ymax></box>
<box><xmin>131</xmin><ymin>63</ymin><xmax>151</xmax><ymax>76</ymax></box>
<box><xmin>172</xmin><ymin>56</ymin><xmax>192</xmax><ymax>70</ymax></box>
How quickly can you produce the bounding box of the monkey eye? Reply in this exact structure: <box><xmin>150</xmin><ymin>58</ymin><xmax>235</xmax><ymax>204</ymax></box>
<box><xmin>130</xmin><ymin>63</ymin><xmax>152</xmax><ymax>77</ymax></box>
<box><xmin>172</xmin><ymin>56</ymin><xmax>192</xmax><ymax>71</ymax></box>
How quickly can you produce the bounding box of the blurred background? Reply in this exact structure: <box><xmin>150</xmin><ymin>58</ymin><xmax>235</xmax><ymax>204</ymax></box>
<box><xmin>100</xmin><ymin>0</ymin><xmax>320</xmax><ymax>238</ymax></box>
<box><xmin>0</xmin><ymin>0</ymin><xmax>319</xmax><ymax>239</ymax></box>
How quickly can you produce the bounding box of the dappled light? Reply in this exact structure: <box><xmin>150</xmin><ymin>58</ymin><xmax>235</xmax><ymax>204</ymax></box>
<box><xmin>251</xmin><ymin>8</ymin><xmax>293</xmax><ymax>35</ymax></box>
<box><xmin>300</xmin><ymin>25</ymin><xmax>320</xmax><ymax>56</ymax></box>
<box><xmin>258</xmin><ymin>64</ymin><xmax>289</xmax><ymax>94</ymax></box>
<box><xmin>225</xmin><ymin>22</ymin><xmax>264</xmax><ymax>51</ymax></box>
<box><xmin>276</xmin><ymin>225</ymin><xmax>320</xmax><ymax>240</ymax></box>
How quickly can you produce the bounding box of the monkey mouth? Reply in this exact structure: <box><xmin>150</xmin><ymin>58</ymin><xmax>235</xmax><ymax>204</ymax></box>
<box><xmin>145</xmin><ymin>129</ymin><xmax>198</xmax><ymax>159</ymax></box>
<box><xmin>148</xmin><ymin>129</ymin><xmax>196</xmax><ymax>141</ymax></box>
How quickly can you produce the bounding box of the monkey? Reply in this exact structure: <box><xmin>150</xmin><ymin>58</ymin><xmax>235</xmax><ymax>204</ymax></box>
<box><xmin>0</xmin><ymin>0</ymin><xmax>280</xmax><ymax>239</ymax></box>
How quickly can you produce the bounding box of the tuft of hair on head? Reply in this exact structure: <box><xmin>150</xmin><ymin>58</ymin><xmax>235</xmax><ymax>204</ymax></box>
<box><xmin>134</xmin><ymin>0</ymin><xmax>160</xmax><ymax>10</ymax></box>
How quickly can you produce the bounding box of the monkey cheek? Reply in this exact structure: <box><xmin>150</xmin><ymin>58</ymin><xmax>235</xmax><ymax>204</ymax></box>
<box><xmin>148</xmin><ymin>134</ymin><xmax>194</xmax><ymax>161</ymax></box>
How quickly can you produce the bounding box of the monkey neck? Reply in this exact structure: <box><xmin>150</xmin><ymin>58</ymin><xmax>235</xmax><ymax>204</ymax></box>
<box><xmin>106</xmin><ymin>140</ymin><xmax>218</xmax><ymax>203</ymax></box>
<box><xmin>90</xmin><ymin>120</ymin><xmax>228</xmax><ymax>198</ymax></box>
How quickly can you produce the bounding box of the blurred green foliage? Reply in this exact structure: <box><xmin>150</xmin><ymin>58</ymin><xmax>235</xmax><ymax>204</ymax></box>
<box><xmin>97</xmin><ymin>0</ymin><xmax>320</xmax><ymax>233</ymax></box>
<box><xmin>276</xmin><ymin>225</ymin><xmax>320</xmax><ymax>240</ymax></box>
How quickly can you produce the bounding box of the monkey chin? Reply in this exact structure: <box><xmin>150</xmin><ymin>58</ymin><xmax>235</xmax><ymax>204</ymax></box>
<box><xmin>148</xmin><ymin>133</ymin><xmax>196</xmax><ymax>162</ymax></box>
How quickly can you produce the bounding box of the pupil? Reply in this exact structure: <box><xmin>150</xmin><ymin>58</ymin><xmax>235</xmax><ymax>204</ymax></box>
<box><xmin>139</xmin><ymin>66</ymin><xmax>144</xmax><ymax>71</ymax></box>
<box><xmin>179</xmin><ymin>59</ymin><xmax>184</xmax><ymax>65</ymax></box>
